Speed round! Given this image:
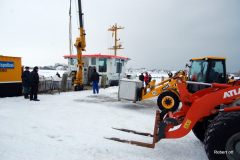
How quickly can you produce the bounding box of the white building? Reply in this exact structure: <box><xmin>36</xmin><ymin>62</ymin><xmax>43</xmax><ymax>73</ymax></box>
<box><xmin>63</xmin><ymin>54</ymin><xmax>130</xmax><ymax>86</ymax></box>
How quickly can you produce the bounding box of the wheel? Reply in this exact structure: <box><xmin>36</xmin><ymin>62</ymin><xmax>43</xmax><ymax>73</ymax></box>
<box><xmin>157</xmin><ymin>91</ymin><xmax>180</xmax><ymax>112</ymax></box>
<box><xmin>204</xmin><ymin>111</ymin><xmax>240</xmax><ymax>160</ymax></box>
<box><xmin>74</xmin><ymin>85</ymin><xmax>84</xmax><ymax>91</ymax></box>
<box><xmin>192</xmin><ymin>121</ymin><xmax>205</xmax><ymax>142</ymax></box>
<box><xmin>192</xmin><ymin>115</ymin><xmax>216</xmax><ymax>142</ymax></box>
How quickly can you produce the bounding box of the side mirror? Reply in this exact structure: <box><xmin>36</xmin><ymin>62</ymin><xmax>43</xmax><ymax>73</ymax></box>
<box><xmin>185</xmin><ymin>63</ymin><xmax>191</xmax><ymax>68</ymax></box>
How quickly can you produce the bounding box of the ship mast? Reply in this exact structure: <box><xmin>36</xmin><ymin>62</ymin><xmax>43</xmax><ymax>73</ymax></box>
<box><xmin>108</xmin><ymin>23</ymin><xmax>124</xmax><ymax>56</ymax></box>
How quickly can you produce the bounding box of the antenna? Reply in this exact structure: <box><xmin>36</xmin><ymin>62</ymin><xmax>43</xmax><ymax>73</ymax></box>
<box><xmin>107</xmin><ymin>23</ymin><xmax>124</xmax><ymax>56</ymax></box>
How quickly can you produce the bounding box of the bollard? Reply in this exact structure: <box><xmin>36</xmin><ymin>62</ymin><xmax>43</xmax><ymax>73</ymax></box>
<box><xmin>61</xmin><ymin>74</ymin><xmax>68</xmax><ymax>92</ymax></box>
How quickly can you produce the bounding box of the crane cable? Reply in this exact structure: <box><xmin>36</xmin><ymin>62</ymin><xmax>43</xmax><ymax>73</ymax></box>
<box><xmin>69</xmin><ymin>0</ymin><xmax>73</xmax><ymax>56</ymax></box>
<box><xmin>75</xmin><ymin>0</ymin><xmax>79</xmax><ymax>33</ymax></box>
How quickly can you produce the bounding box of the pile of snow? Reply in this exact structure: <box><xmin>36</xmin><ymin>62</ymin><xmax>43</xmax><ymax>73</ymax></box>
<box><xmin>52</xmin><ymin>75</ymin><xmax>62</xmax><ymax>81</ymax></box>
<box><xmin>56</xmin><ymin>66</ymin><xmax>66</xmax><ymax>70</ymax></box>
<box><xmin>38</xmin><ymin>70</ymin><xmax>66</xmax><ymax>78</ymax></box>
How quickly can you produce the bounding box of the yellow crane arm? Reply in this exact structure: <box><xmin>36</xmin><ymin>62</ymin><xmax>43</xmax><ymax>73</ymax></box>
<box><xmin>74</xmin><ymin>0</ymin><xmax>86</xmax><ymax>90</ymax></box>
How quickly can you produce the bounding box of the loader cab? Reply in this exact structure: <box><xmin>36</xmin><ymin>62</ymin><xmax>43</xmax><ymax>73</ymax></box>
<box><xmin>187</xmin><ymin>57</ymin><xmax>227</xmax><ymax>93</ymax></box>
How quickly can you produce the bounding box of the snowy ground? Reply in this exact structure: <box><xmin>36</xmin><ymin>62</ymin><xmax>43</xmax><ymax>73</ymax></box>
<box><xmin>0</xmin><ymin>70</ymin><xmax>208</xmax><ymax>160</ymax></box>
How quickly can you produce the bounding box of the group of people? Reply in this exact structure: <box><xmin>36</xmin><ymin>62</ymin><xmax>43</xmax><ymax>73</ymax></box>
<box><xmin>21</xmin><ymin>67</ymin><xmax>100</xmax><ymax>100</ymax></box>
<box><xmin>21</xmin><ymin>66</ymin><xmax>40</xmax><ymax>101</ymax></box>
<box><xmin>139</xmin><ymin>72</ymin><xmax>152</xmax><ymax>86</ymax></box>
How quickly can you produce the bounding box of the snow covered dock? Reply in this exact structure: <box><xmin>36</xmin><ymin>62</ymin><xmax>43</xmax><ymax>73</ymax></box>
<box><xmin>0</xmin><ymin>85</ymin><xmax>208</xmax><ymax>160</ymax></box>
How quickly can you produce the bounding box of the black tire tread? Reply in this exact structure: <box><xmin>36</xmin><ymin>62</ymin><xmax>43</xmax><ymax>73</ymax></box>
<box><xmin>192</xmin><ymin>121</ymin><xmax>205</xmax><ymax>142</ymax></box>
<box><xmin>204</xmin><ymin>111</ymin><xmax>240</xmax><ymax>160</ymax></box>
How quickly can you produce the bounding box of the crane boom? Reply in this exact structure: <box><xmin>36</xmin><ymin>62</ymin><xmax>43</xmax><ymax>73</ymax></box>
<box><xmin>74</xmin><ymin>0</ymin><xmax>86</xmax><ymax>91</ymax></box>
<box><xmin>78</xmin><ymin>0</ymin><xmax>83</xmax><ymax>28</ymax></box>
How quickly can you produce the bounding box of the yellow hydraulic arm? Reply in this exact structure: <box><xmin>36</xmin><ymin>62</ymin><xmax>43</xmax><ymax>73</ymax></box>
<box><xmin>136</xmin><ymin>71</ymin><xmax>187</xmax><ymax>111</ymax></box>
<box><xmin>74</xmin><ymin>0</ymin><xmax>86</xmax><ymax>90</ymax></box>
<box><xmin>141</xmin><ymin>71</ymin><xmax>188</xmax><ymax>100</ymax></box>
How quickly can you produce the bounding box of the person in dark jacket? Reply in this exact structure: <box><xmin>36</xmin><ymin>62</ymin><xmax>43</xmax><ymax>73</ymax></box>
<box><xmin>91</xmin><ymin>69</ymin><xmax>99</xmax><ymax>94</ymax></box>
<box><xmin>21</xmin><ymin>66</ymin><xmax>31</xmax><ymax>99</ymax></box>
<box><xmin>29</xmin><ymin>66</ymin><xmax>40</xmax><ymax>101</ymax></box>
<box><xmin>167</xmin><ymin>71</ymin><xmax>173</xmax><ymax>78</ymax></box>
<box><xmin>56</xmin><ymin>72</ymin><xmax>60</xmax><ymax>78</ymax></box>
<box><xmin>149</xmin><ymin>74</ymin><xmax>152</xmax><ymax>82</ymax></box>
<box><xmin>139</xmin><ymin>73</ymin><xmax>144</xmax><ymax>82</ymax></box>
<box><xmin>139</xmin><ymin>73</ymin><xmax>144</xmax><ymax>87</ymax></box>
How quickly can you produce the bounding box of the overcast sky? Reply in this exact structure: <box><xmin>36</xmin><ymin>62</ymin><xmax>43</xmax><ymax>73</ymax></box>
<box><xmin>1</xmin><ymin>0</ymin><xmax>240</xmax><ymax>72</ymax></box>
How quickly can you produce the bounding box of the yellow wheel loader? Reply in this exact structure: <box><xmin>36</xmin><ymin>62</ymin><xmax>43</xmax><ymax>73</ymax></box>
<box><xmin>137</xmin><ymin>70</ymin><xmax>188</xmax><ymax>112</ymax></box>
<box><xmin>135</xmin><ymin>57</ymin><xmax>228</xmax><ymax>112</ymax></box>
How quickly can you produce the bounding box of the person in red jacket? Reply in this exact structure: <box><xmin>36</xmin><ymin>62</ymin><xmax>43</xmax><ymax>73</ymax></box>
<box><xmin>144</xmin><ymin>72</ymin><xmax>149</xmax><ymax>86</ymax></box>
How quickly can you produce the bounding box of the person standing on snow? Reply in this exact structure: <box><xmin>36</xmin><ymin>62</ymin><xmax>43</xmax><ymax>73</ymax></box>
<box><xmin>139</xmin><ymin>73</ymin><xmax>144</xmax><ymax>87</ymax></box>
<box><xmin>144</xmin><ymin>72</ymin><xmax>149</xmax><ymax>86</ymax></box>
<box><xmin>139</xmin><ymin>73</ymin><xmax>144</xmax><ymax>82</ymax></box>
<box><xmin>29</xmin><ymin>66</ymin><xmax>40</xmax><ymax>101</ymax></box>
<box><xmin>167</xmin><ymin>71</ymin><xmax>173</xmax><ymax>78</ymax></box>
<box><xmin>56</xmin><ymin>72</ymin><xmax>60</xmax><ymax>78</ymax></box>
<box><xmin>21</xmin><ymin>66</ymin><xmax>31</xmax><ymax>99</ymax></box>
<box><xmin>91</xmin><ymin>69</ymin><xmax>99</xmax><ymax>94</ymax></box>
<box><xmin>149</xmin><ymin>74</ymin><xmax>152</xmax><ymax>83</ymax></box>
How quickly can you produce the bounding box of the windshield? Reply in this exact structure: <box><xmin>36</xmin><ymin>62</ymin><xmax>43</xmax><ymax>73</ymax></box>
<box><xmin>207</xmin><ymin>60</ymin><xmax>225</xmax><ymax>83</ymax></box>
<box><xmin>188</xmin><ymin>60</ymin><xmax>208</xmax><ymax>82</ymax></box>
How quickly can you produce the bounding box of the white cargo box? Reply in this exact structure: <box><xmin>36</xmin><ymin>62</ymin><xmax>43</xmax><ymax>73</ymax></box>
<box><xmin>118</xmin><ymin>79</ymin><xmax>143</xmax><ymax>102</ymax></box>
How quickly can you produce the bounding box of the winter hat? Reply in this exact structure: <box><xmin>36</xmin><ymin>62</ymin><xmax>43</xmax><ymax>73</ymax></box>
<box><xmin>34</xmin><ymin>66</ymin><xmax>39</xmax><ymax>70</ymax></box>
<box><xmin>25</xmin><ymin>66</ymin><xmax>29</xmax><ymax>69</ymax></box>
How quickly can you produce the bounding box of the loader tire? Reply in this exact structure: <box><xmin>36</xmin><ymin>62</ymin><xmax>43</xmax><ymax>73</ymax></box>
<box><xmin>192</xmin><ymin>121</ymin><xmax>205</xmax><ymax>142</ymax></box>
<box><xmin>157</xmin><ymin>91</ymin><xmax>179</xmax><ymax>112</ymax></box>
<box><xmin>192</xmin><ymin>115</ymin><xmax>216</xmax><ymax>142</ymax></box>
<box><xmin>204</xmin><ymin>112</ymin><xmax>240</xmax><ymax>160</ymax></box>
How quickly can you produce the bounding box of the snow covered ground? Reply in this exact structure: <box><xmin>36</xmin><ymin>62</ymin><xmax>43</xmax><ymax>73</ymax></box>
<box><xmin>0</xmin><ymin>70</ymin><xmax>208</xmax><ymax>160</ymax></box>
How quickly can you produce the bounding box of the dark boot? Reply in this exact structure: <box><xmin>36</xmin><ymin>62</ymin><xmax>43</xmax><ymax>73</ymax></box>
<box><xmin>24</xmin><ymin>93</ymin><xmax>29</xmax><ymax>99</ymax></box>
<box><xmin>26</xmin><ymin>92</ymin><xmax>30</xmax><ymax>98</ymax></box>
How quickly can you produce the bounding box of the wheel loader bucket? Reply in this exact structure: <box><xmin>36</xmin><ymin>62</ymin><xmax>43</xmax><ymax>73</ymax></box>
<box><xmin>104</xmin><ymin>110</ymin><xmax>161</xmax><ymax>148</ymax></box>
